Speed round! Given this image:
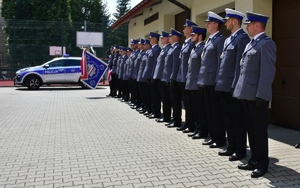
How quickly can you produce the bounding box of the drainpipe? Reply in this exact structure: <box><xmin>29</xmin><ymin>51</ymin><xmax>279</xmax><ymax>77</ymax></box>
<box><xmin>168</xmin><ymin>0</ymin><xmax>191</xmax><ymax>19</ymax></box>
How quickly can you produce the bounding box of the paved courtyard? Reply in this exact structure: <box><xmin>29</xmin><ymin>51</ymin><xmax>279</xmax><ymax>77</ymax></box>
<box><xmin>0</xmin><ymin>86</ymin><xmax>299</xmax><ymax>188</ymax></box>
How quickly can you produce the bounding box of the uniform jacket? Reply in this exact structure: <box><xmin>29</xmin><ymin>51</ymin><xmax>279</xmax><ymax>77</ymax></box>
<box><xmin>142</xmin><ymin>44</ymin><xmax>161</xmax><ymax>79</ymax></box>
<box><xmin>132</xmin><ymin>50</ymin><xmax>144</xmax><ymax>80</ymax></box>
<box><xmin>108</xmin><ymin>54</ymin><xmax>114</xmax><ymax>69</ymax></box>
<box><xmin>137</xmin><ymin>50</ymin><xmax>151</xmax><ymax>82</ymax></box>
<box><xmin>197</xmin><ymin>32</ymin><xmax>226</xmax><ymax>86</ymax></box>
<box><xmin>161</xmin><ymin>42</ymin><xmax>181</xmax><ymax>82</ymax></box>
<box><xmin>185</xmin><ymin>42</ymin><xmax>205</xmax><ymax>90</ymax></box>
<box><xmin>112</xmin><ymin>52</ymin><xmax>120</xmax><ymax>74</ymax></box>
<box><xmin>153</xmin><ymin>43</ymin><xmax>172</xmax><ymax>80</ymax></box>
<box><xmin>233</xmin><ymin>33</ymin><xmax>276</xmax><ymax>101</ymax></box>
<box><xmin>127</xmin><ymin>50</ymin><xmax>139</xmax><ymax>78</ymax></box>
<box><xmin>123</xmin><ymin>56</ymin><xmax>130</xmax><ymax>80</ymax></box>
<box><xmin>118</xmin><ymin>55</ymin><xmax>127</xmax><ymax>79</ymax></box>
<box><xmin>215</xmin><ymin>29</ymin><xmax>250</xmax><ymax>92</ymax></box>
<box><xmin>176</xmin><ymin>38</ymin><xmax>194</xmax><ymax>83</ymax></box>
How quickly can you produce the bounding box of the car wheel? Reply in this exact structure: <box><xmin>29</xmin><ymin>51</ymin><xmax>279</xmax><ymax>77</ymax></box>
<box><xmin>80</xmin><ymin>82</ymin><xmax>89</xmax><ymax>89</ymax></box>
<box><xmin>26</xmin><ymin>76</ymin><xmax>41</xmax><ymax>90</ymax></box>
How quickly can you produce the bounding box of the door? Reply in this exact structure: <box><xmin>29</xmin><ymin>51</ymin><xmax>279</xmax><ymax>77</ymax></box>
<box><xmin>272</xmin><ymin>0</ymin><xmax>300</xmax><ymax>129</ymax></box>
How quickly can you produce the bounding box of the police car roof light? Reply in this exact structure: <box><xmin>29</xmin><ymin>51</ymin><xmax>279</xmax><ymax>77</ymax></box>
<box><xmin>63</xmin><ymin>54</ymin><xmax>70</xmax><ymax>57</ymax></box>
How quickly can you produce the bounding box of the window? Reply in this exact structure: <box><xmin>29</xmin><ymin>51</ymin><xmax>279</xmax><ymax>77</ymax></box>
<box><xmin>144</xmin><ymin>13</ymin><xmax>159</xmax><ymax>26</ymax></box>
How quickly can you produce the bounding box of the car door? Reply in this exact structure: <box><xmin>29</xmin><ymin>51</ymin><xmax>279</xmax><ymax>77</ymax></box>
<box><xmin>43</xmin><ymin>60</ymin><xmax>65</xmax><ymax>83</ymax></box>
<box><xmin>64</xmin><ymin>59</ymin><xmax>81</xmax><ymax>82</ymax></box>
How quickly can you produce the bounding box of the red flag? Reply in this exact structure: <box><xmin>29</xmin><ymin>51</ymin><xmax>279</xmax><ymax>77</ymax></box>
<box><xmin>80</xmin><ymin>49</ymin><xmax>88</xmax><ymax>80</ymax></box>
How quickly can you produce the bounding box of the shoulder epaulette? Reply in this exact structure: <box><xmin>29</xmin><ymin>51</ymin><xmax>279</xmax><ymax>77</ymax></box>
<box><xmin>264</xmin><ymin>36</ymin><xmax>271</xmax><ymax>40</ymax></box>
<box><xmin>242</xmin><ymin>32</ymin><xmax>247</xmax><ymax>35</ymax></box>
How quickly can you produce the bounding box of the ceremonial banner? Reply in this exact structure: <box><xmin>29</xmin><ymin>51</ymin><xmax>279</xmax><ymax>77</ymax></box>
<box><xmin>80</xmin><ymin>49</ymin><xmax>108</xmax><ymax>89</ymax></box>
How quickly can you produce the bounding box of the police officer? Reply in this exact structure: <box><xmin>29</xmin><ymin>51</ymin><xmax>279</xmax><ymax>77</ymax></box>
<box><xmin>139</xmin><ymin>39</ymin><xmax>152</xmax><ymax>115</ymax></box>
<box><xmin>143</xmin><ymin>32</ymin><xmax>162</xmax><ymax>119</ymax></box>
<box><xmin>198</xmin><ymin>11</ymin><xmax>226</xmax><ymax>148</ymax></box>
<box><xmin>233</xmin><ymin>11</ymin><xmax>276</xmax><ymax>178</ymax></box>
<box><xmin>122</xmin><ymin>47</ymin><xmax>132</xmax><ymax>102</ymax></box>
<box><xmin>112</xmin><ymin>45</ymin><xmax>120</xmax><ymax>98</ymax></box>
<box><xmin>185</xmin><ymin>25</ymin><xmax>208</xmax><ymax>139</ymax></box>
<box><xmin>176</xmin><ymin>19</ymin><xmax>197</xmax><ymax>133</ymax></box>
<box><xmin>134</xmin><ymin>39</ymin><xmax>146</xmax><ymax>111</ymax></box>
<box><xmin>128</xmin><ymin>39</ymin><xmax>139</xmax><ymax>105</ymax></box>
<box><xmin>216</xmin><ymin>8</ymin><xmax>250</xmax><ymax>161</ymax></box>
<box><xmin>161</xmin><ymin>28</ymin><xmax>182</xmax><ymax>128</ymax></box>
<box><xmin>107</xmin><ymin>46</ymin><xmax>114</xmax><ymax>97</ymax></box>
<box><xmin>153</xmin><ymin>31</ymin><xmax>172</xmax><ymax>123</ymax></box>
<box><xmin>118</xmin><ymin>47</ymin><xmax>128</xmax><ymax>101</ymax></box>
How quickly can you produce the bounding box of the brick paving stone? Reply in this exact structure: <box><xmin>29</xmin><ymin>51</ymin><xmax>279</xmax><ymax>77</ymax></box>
<box><xmin>0</xmin><ymin>87</ymin><xmax>300</xmax><ymax>187</ymax></box>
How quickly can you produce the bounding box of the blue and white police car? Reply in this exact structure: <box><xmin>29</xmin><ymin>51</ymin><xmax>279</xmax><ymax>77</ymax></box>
<box><xmin>14</xmin><ymin>55</ymin><xmax>88</xmax><ymax>89</ymax></box>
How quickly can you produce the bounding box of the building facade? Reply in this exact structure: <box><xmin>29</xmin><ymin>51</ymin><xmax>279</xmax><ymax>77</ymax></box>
<box><xmin>112</xmin><ymin>0</ymin><xmax>300</xmax><ymax>129</ymax></box>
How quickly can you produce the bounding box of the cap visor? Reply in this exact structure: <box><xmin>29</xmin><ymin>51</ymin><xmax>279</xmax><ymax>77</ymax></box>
<box><xmin>243</xmin><ymin>20</ymin><xmax>251</xmax><ymax>24</ymax></box>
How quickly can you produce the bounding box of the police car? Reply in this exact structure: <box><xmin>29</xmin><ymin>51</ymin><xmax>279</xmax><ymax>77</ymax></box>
<box><xmin>14</xmin><ymin>55</ymin><xmax>88</xmax><ymax>89</ymax></box>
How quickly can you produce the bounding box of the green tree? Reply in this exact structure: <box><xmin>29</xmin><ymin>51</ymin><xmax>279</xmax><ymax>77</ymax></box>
<box><xmin>1</xmin><ymin>0</ymin><xmax>112</xmax><ymax>69</ymax></box>
<box><xmin>1</xmin><ymin>0</ymin><xmax>71</xmax><ymax>69</ymax></box>
<box><xmin>108</xmin><ymin>0</ymin><xmax>131</xmax><ymax>48</ymax></box>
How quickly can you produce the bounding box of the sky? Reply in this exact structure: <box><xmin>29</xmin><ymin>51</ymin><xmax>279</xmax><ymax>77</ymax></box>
<box><xmin>105</xmin><ymin>0</ymin><xmax>141</xmax><ymax>16</ymax></box>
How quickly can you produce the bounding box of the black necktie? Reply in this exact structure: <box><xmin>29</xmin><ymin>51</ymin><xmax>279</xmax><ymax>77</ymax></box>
<box><xmin>206</xmin><ymin>38</ymin><xmax>211</xmax><ymax>44</ymax></box>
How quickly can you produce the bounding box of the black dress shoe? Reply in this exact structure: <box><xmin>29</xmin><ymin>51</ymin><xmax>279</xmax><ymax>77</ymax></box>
<box><xmin>167</xmin><ymin>123</ymin><xmax>180</xmax><ymax>128</ymax></box>
<box><xmin>295</xmin><ymin>142</ymin><xmax>300</xmax><ymax>148</ymax></box>
<box><xmin>149</xmin><ymin>114</ymin><xmax>160</xmax><ymax>119</ymax></box>
<box><xmin>218</xmin><ymin>150</ymin><xmax>234</xmax><ymax>156</ymax></box>
<box><xmin>192</xmin><ymin>133</ymin><xmax>207</xmax><ymax>139</ymax></box>
<box><xmin>182</xmin><ymin>128</ymin><xmax>194</xmax><ymax>133</ymax></box>
<box><xmin>188</xmin><ymin>131</ymin><xmax>198</xmax><ymax>137</ymax></box>
<box><xmin>202</xmin><ymin>139</ymin><xmax>214</xmax><ymax>145</ymax></box>
<box><xmin>176</xmin><ymin>126</ymin><xmax>187</xmax><ymax>131</ymax></box>
<box><xmin>139</xmin><ymin>109</ymin><xmax>147</xmax><ymax>114</ymax></box>
<box><xmin>144</xmin><ymin>112</ymin><xmax>152</xmax><ymax>116</ymax></box>
<box><xmin>251</xmin><ymin>169</ymin><xmax>267</xmax><ymax>178</ymax></box>
<box><xmin>209</xmin><ymin>142</ymin><xmax>226</xmax><ymax>148</ymax></box>
<box><xmin>165</xmin><ymin>120</ymin><xmax>174</xmax><ymax>126</ymax></box>
<box><xmin>146</xmin><ymin>113</ymin><xmax>154</xmax><ymax>117</ymax></box>
<box><xmin>136</xmin><ymin>107</ymin><xmax>144</xmax><ymax>112</ymax></box>
<box><xmin>238</xmin><ymin>163</ymin><xmax>256</xmax><ymax>171</ymax></box>
<box><xmin>229</xmin><ymin>153</ymin><xmax>246</xmax><ymax>161</ymax></box>
<box><xmin>157</xmin><ymin>118</ymin><xmax>170</xmax><ymax>123</ymax></box>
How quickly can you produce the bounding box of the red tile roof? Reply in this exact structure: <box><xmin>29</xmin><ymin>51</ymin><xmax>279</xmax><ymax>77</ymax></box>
<box><xmin>111</xmin><ymin>0</ymin><xmax>157</xmax><ymax>29</ymax></box>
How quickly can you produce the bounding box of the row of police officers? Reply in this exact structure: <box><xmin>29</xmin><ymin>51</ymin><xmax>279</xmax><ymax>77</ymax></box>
<box><xmin>107</xmin><ymin>8</ymin><xmax>276</xmax><ymax>178</ymax></box>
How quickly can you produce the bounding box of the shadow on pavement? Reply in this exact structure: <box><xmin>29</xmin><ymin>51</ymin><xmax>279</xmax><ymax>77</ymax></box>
<box><xmin>265</xmin><ymin>157</ymin><xmax>300</xmax><ymax>185</ymax></box>
<box><xmin>268</xmin><ymin>124</ymin><xmax>300</xmax><ymax>147</ymax></box>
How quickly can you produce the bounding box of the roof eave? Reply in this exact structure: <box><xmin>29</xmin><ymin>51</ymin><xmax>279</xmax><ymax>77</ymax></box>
<box><xmin>111</xmin><ymin>0</ymin><xmax>157</xmax><ymax>29</ymax></box>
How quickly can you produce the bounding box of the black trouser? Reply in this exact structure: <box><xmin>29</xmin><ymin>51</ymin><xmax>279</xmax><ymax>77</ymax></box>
<box><xmin>204</xmin><ymin>85</ymin><xmax>226</xmax><ymax>144</ymax></box>
<box><xmin>158</xmin><ymin>81</ymin><xmax>171</xmax><ymax>121</ymax></box>
<box><xmin>220</xmin><ymin>92</ymin><xmax>246</xmax><ymax>156</ymax></box>
<box><xmin>186</xmin><ymin>89</ymin><xmax>207</xmax><ymax>135</ymax></box>
<box><xmin>143</xmin><ymin>81</ymin><xmax>152</xmax><ymax>113</ymax></box>
<box><xmin>242</xmin><ymin>99</ymin><xmax>269</xmax><ymax>171</ymax></box>
<box><xmin>138</xmin><ymin>81</ymin><xmax>147</xmax><ymax>109</ymax></box>
<box><xmin>168</xmin><ymin>81</ymin><xmax>181</xmax><ymax>126</ymax></box>
<box><xmin>150</xmin><ymin>79</ymin><xmax>162</xmax><ymax>117</ymax></box>
<box><xmin>131</xmin><ymin>79</ymin><xmax>141</xmax><ymax>107</ymax></box>
<box><xmin>118</xmin><ymin>78</ymin><xmax>123</xmax><ymax>98</ymax></box>
<box><xmin>179</xmin><ymin>82</ymin><xmax>193</xmax><ymax>129</ymax></box>
<box><xmin>111</xmin><ymin>73</ymin><xmax>118</xmax><ymax>96</ymax></box>
<box><xmin>129</xmin><ymin>79</ymin><xmax>136</xmax><ymax>103</ymax></box>
<box><xmin>123</xmin><ymin>79</ymin><xmax>130</xmax><ymax>101</ymax></box>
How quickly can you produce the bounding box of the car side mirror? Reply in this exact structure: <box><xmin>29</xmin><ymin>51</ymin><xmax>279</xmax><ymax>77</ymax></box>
<box><xmin>43</xmin><ymin>64</ymin><xmax>50</xmax><ymax>69</ymax></box>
